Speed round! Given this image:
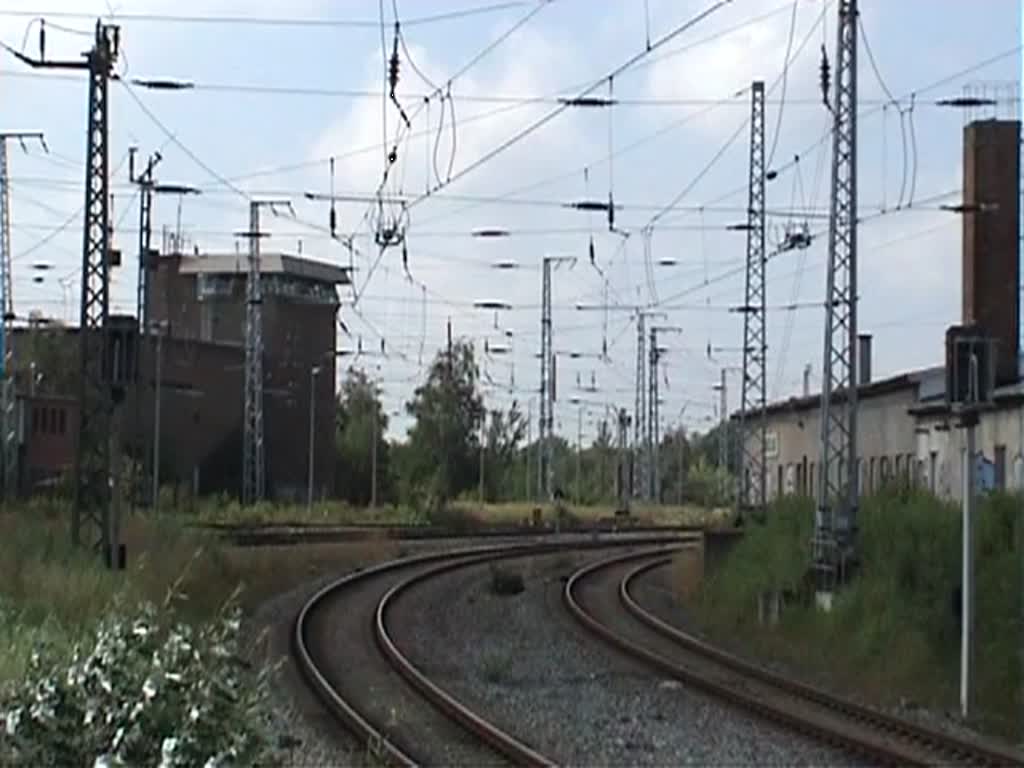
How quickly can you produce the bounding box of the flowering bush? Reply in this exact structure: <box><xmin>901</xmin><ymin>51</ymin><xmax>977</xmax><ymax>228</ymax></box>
<box><xmin>1</xmin><ymin>600</ymin><xmax>275</xmax><ymax>767</ymax></box>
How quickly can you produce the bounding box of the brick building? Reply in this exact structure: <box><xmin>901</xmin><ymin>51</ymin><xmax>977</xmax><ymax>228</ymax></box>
<box><xmin>8</xmin><ymin>250</ymin><xmax>350</xmax><ymax>502</ymax></box>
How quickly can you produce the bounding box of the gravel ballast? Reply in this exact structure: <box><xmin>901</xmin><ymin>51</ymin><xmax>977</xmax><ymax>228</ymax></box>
<box><xmin>390</xmin><ymin>548</ymin><xmax>864</xmax><ymax>767</ymax></box>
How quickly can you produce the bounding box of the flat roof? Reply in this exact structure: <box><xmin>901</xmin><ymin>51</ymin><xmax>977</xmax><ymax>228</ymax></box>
<box><xmin>736</xmin><ymin>365</ymin><xmax>945</xmax><ymax>422</ymax></box>
<box><xmin>177</xmin><ymin>252</ymin><xmax>352</xmax><ymax>285</ymax></box>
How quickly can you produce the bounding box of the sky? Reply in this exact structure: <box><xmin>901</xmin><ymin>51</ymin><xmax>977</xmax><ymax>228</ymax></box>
<box><xmin>0</xmin><ymin>0</ymin><xmax>1020</xmax><ymax>443</ymax></box>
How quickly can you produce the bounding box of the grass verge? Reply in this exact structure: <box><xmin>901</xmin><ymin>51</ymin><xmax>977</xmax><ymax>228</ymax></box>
<box><xmin>693</xmin><ymin>489</ymin><xmax>1022</xmax><ymax>742</ymax></box>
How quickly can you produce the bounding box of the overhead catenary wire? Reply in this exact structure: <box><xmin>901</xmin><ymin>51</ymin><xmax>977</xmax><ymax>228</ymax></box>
<box><xmin>400</xmin><ymin>0</ymin><xmax>737</xmax><ymax>210</ymax></box>
<box><xmin>0</xmin><ymin>3</ymin><xmax>539</xmax><ymax>29</ymax></box>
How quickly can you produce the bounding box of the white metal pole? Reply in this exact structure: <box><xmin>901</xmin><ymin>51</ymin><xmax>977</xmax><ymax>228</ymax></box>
<box><xmin>307</xmin><ymin>366</ymin><xmax>318</xmax><ymax>512</ymax></box>
<box><xmin>151</xmin><ymin>327</ymin><xmax>162</xmax><ymax>510</ymax></box>
<box><xmin>371</xmin><ymin>392</ymin><xmax>378</xmax><ymax>509</ymax></box>
<box><xmin>479</xmin><ymin>412</ymin><xmax>485</xmax><ymax>505</ymax></box>
<box><xmin>576</xmin><ymin>405</ymin><xmax>582</xmax><ymax>504</ymax></box>
<box><xmin>961</xmin><ymin>416</ymin><xmax>976</xmax><ymax>718</ymax></box>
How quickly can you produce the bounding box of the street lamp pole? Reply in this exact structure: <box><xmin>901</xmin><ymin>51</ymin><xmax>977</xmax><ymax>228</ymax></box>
<box><xmin>371</xmin><ymin>392</ymin><xmax>378</xmax><ymax>509</ymax></box>
<box><xmin>151</xmin><ymin>323</ymin><xmax>164</xmax><ymax>510</ymax></box>
<box><xmin>307</xmin><ymin>364</ymin><xmax>321</xmax><ymax>512</ymax></box>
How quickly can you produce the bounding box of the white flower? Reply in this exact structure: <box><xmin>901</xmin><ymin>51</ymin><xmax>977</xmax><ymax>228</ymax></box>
<box><xmin>188</xmin><ymin>706</ymin><xmax>200</xmax><ymax>722</ymax></box>
<box><xmin>165</xmin><ymin>672</ymin><xmax>183</xmax><ymax>684</ymax></box>
<box><xmin>84</xmin><ymin>707</ymin><xmax>96</xmax><ymax>726</ymax></box>
<box><xmin>159</xmin><ymin>737</ymin><xmax>179</xmax><ymax>768</ymax></box>
<box><xmin>132</xmin><ymin>623</ymin><xmax>151</xmax><ymax>638</ymax></box>
<box><xmin>5</xmin><ymin>707</ymin><xmax>22</xmax><ymax>736</ymax></box>
<box><xmin>112</xmin><ymin>725</ymin><xmax>125</xmax><ymax>750</ymax></box>
<box><xmin>142</xmin><ymin>677</ymin><xmax>158</xmax><ymax>700</ymax></box>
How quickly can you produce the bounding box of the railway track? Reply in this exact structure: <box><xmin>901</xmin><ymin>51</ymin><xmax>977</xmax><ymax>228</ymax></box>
<box><xmin>565</xmin><ymin>547</ymin><xmax>1024</xmax><ymax>768</ymax></box>
<box><xmin>293</xmin><ymin>536</ymin><xmax>692</xmax><ymax>767</ymax></box>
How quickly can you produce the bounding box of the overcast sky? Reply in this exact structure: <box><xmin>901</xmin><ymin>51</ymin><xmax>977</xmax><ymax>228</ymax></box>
<box><xmin>0</xmin><ymin>0</ymin><xmax>1020</xmax><ymax>441</ymax></box>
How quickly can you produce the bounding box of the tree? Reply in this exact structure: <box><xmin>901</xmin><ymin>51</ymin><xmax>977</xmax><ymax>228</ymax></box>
<box><xmin>404</xmin><ymin>340</ymin><xmax>484</xmax><ymax>502</ymax></box>
<box><xmin>481</xmin><ymin>401</ymin><xmax>527</xmax><ymax>502</ymax></box>
<box><xmin>334</xmin><ymin>368</ymin><xmax>390</xmax><ymax>505</ymax></box>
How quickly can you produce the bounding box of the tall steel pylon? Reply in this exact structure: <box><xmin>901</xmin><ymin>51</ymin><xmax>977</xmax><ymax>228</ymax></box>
<box><xmin>538</xmin><ymin>254</ymin><xmax>574</xmax><ymax>501</ymax></box>
<box><xmin>75</xmin><ymin>23</ymin><xmax>119</xmax><ymax>560</ymax></box>
<box><xmin>241</xmin><ymin>200</ymin><xmax>290</xmax><ymax>505</ymax></box>
<box><xmin>649</xmin><ymin>324</ymin><xmax>681</xmax><ymax>501</ymax></box>
<box><xmin>633</xmin><ymin>312</ymin><xmax>647</xmax><ymax>498</ymax></box>
<box><xmin>814</xmin><ymin>0</ymin><xmax>860</xmax><ymax>599</ymax></box>
<box><xmin>738</xmin><ymin>80</ymin><xmax>768</xmax><ymax>524</ymax></box>
<box><xmin>0</xmin><ymin>131</ymin><xmax>46</xmax><ymax>500</ymax></box>
<box><xmin>11</xmin><ymin>22</ymin><xmax>122</xmax><ymax>563</ymax></box>
<box><xmin>128</xmin><ymin>149</ymin><xmax>198</xmax><ymax>506</ymax></box>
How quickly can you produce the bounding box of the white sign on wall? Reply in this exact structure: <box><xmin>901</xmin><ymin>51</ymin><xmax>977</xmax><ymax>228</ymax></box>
<box><xmin>766</xmin><ymin>430</ymin><xmax>779</xmax><ymax>459</ymax></box>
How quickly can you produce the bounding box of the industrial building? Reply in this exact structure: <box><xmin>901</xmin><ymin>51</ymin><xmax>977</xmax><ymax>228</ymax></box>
<box><xmin>8</xmin><ymin>250</ymin><xmax>351</xmax><ymax>501</ymax></box>
<box><xmin>747</xmin><ymin>118</ymin><xmax>1023</xmax><ymax>504</ymax></box>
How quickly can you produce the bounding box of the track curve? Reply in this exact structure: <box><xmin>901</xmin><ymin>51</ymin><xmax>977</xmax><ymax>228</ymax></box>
<box><xmin>294</xmin><ymin>535</ymin><xmax>695</xmax><ymax>767</ymax></box>
<box><xmin>565</xmin><ymin>547</ymin><xmax>1024</xmax><ymax>768</ymax></box>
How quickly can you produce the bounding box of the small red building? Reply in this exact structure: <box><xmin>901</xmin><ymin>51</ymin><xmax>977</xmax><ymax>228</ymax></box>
<box><xmin>20</xmin><ymin>394</ymin><xmax>77</xmax><ymax>492</ymax></box>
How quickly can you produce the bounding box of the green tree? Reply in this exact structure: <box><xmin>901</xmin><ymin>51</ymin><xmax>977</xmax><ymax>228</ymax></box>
<box><xmin>334</xmin><ymin>368</ymin><xmax>390</xmax><ymax>505</ymax></box>
<box><xmin>404</xmin><ymin>340</ymin><xmax>484</xmax><ymax>502</ymax></box>
<box><xmin>481</xmin><ymin>401</ymin><xmax>527</xmax><ymax>502</ymax></box>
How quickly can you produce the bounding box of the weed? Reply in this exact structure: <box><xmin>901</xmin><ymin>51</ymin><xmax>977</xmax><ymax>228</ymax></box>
<box><xmin>481</xmin><ymin>651</ymin><xmax>513</xmax><ymax>685</ymax></box>
<box><xmin>489</xmin><ymin>565</ymin><xmax>525</xmax><ymax>596</ymax></box>
<box><xmin>696</xmin><ymin>490</ymin><xmax>1023</xmax><ymax>741</ymax></box>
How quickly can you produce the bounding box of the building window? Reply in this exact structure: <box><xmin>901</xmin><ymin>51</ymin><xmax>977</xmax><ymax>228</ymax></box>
<box><xmin>929</xmin><ymin>451</ymin><xmax>938</xmax><ymax>494</ymax></box>
<box><xmin>49</xmin><ymin>408</ymin><xmax>57</xmax><ymax>434</ymax></box>
<box><xmin>809</xmin><ymin>462</ymin><xmax>815</xmax><ymax>498</ymax></box>
<box><xmin>869</xmin><ymin>457</ymin><xmax>876</xmax><ymax>493</ymax></box>
<box><xmin>58</xmin><ymin>409</ymin><xmax>66</xmax><ymax>435</ymax></box>
<box><xmin>994</xmin><ymin>444</ymin><xmax>1006</xmax><ymax>490</ymax></box>
<box><xmin>31</xmin><ymin>407</ymin><xmax>39</xmax><ymax>434</ymax></box>
<box><xmin>801</xmin><ymin>455</ymin><xmax>808</xmax><ymax>495</ymax></box>
<box><xmin>778</xmin><ymin>465</ymin><xmax>784</xmax><ymax>498</ymax></box>
<box><xmin>880</xmin><ymin>456</ymin><xmax>891</xmax><ymax>484</ymax></box>
<box><xmin>895</xmin><ymin>455</ymin><xmax>904</xmax><ymax>481</ymax></box>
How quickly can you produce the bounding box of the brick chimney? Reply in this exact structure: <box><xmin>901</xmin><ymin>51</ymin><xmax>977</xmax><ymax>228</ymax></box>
<box><xmin>962</xmin><ymin>119</ymin><xmax>1021</xmax><ymax>386</ymax></box>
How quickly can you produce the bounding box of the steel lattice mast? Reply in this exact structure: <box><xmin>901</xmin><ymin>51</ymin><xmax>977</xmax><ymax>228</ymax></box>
<box><xmin>0</xmin><ymin>135</ymin><xmax>45</xmax><ymax>499</ymax></box>
<box><xmin>538</xmin><ymin>254</ymin><xmax>574</xmax><ymax>501</ymax></box>
<box><xmin>10</xmin><ymin>22</ymin><xmax>122</xmax><ymax>563</ymax></box>
<box><xmin>539</xmin><ymin>257</ymin><xmax>552</xmax><ymax>500</ymax></box>
<box><xmin>738</xmin><ymin>80</ymin><xmax>768</xmax><ymax>524</ymax></box>
<box><xmin>243</xmin><ymin>202</ymin><xmax>266</xmax><ymax>505</ymax></box>
<box><xmin>649</xmin><ymin>324</ymin><xmax>681</xmax><ymax>501</ymax></box>
<box><xmin>0</xmin><ymin>139</ymin><xmax>11</xmax><ymax>500</ymax></box>
<box><xmin>633</xmin><ymin>312</ymin><xmax>647</xmax><ymax>498</ymax></box>
<box><xmin>74</xmin><ymin>23</ymin><xmax>119</xmax><ymax>559</ymax></box>
<box><xmin>814</xmin><ymin>0</ymin><xmax>859</xmax><ymax>599</ymax></box>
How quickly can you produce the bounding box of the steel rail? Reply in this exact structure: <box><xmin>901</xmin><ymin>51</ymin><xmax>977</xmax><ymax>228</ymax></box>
<box><xmin>295</xmin><ymin>535</ymin><xmax>697</xmax><ymax>766</ymax></box>
<box><xmin>564</xmin><ymin>548</ymin><xmax>927</xmax><ymax>766</ymax></box>
<box><xmin>375</xmin><ymin>552</ymin><xmax>558</xmax><ymax>768</ymax></box>
<box><xmin>622</xmin><ymin>556</ymin><xmax>1024</xmax><ymax>768</ymax></box>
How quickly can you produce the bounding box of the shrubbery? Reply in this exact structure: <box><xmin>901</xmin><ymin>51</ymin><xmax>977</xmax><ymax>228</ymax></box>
<box><xmin>698</xmin><ymin>488</ymin><xmax>1022</xmax><ymax>739</ymax></box>
<box><xmin>1</xmin><ymin>598</ymin><xmax>275</xmax><ymax>767</ymax></box>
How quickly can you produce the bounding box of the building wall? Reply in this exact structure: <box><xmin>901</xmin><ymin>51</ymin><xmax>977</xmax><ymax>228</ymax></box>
<box><xmin>756</xmin><ymin>387</ymin><xmax>921</xmax><ymax>502</ymax></box>
<box><xmin>754</xmin><ymin>390</ymin><xmax>1024</xmax><ymax>505</ymax></box>
<box><xmin>915</xmin><ymin>400</ymin><xmax>1024</xmax><ymax>502</ymax></box>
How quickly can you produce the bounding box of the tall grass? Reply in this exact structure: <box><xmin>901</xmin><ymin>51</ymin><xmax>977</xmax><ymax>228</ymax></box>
<box><xmin>698</xmin><ymin>489</ymin><xmax>1022</xmax><ymax>740</ymax></box>
<box><xmin>0</xmin><ymin>500</ymin><xmax>400</xmax><ymax>686</ymax></box>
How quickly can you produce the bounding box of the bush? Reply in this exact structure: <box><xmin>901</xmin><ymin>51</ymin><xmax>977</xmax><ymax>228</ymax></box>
<box><xmin>489</xmin><ymin>565</ymin><xmax>525</xmax><ymax>596</ymax></box>
<box><xmin>698</xmin><ymin>489</ymin><xmax>1022</xmax><ymax>739</ymax></box>
<box><xmin>0</xmin><ymin>599</ymin><xmax>275</xmax><ymax>767</ymax></box>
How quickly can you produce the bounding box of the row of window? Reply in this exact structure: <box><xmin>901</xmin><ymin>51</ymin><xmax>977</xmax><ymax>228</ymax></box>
<box><xmin>770</xmin><ymin>453</ymin><xmax>925</xmax><ymax>499</ymax></box>
<box><xmin>31</xmin><ymin>405</ymin><xmax>68</xmax><ymax>436</ymax></box>
<box><xmin>770</xmin><ymin>445</ymin><xmax>1015</xmax><ymax>498</ymax></box>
